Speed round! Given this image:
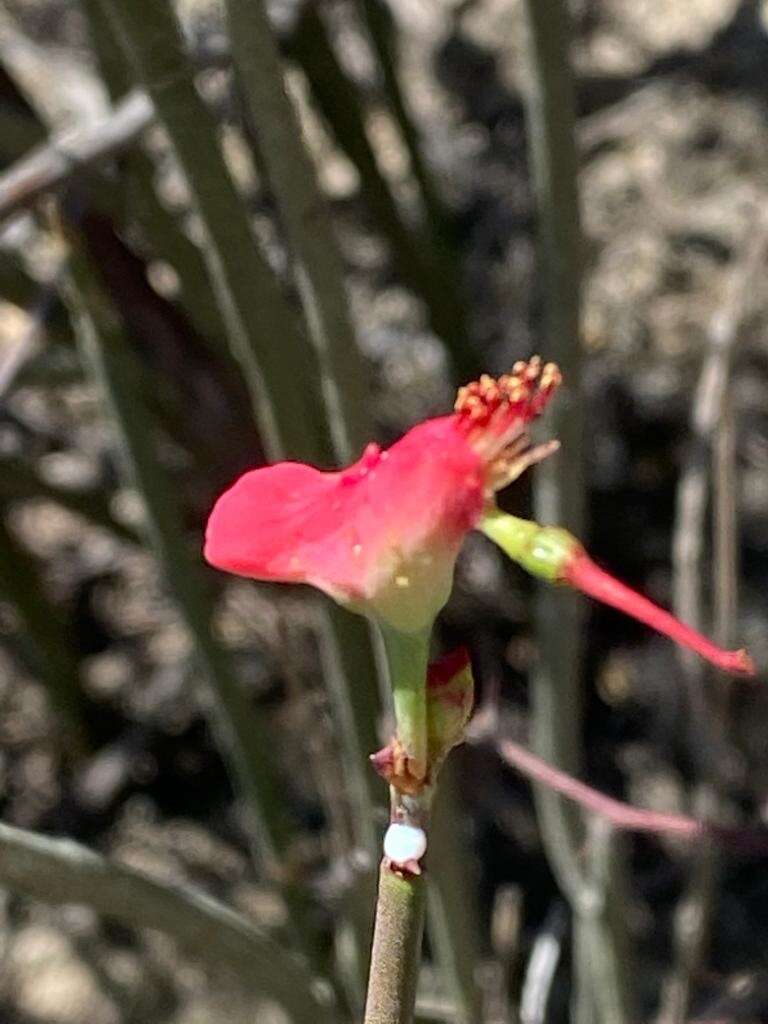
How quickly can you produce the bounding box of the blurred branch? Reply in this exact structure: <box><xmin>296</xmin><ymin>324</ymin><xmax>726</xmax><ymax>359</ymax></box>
<box><xmin>519</xmin><ymin>903</ymin><xmax>568</xmax><ymax>1024</ymax></box>
<box><xmin>0</xmin><ymin>90</ymin><xmax>151</xmax><ymax>223</ymax></box>
<box><xmin>82</xmin><ymin>0</ymin><xmax>230</xmax><ymax>351</ymax></box>
<box><xmin>523</xmin><ymin>0</ymin><xmax>586</xmax><ymax>895</ymax></box>
<box><xmin>225</xmin><ymin>0</ymin><xmax>370</xmax><ymax>462</ymax></box>
<box><xmin>0</xmin><ymin>821</ymin><xmax>333</xmax><ymax>1024</ymax></box>
<box><xmin>95</xmin><ymin>0</ymin><xmax>334</xmax><ymax>466</ymax></box>
<box><xmin>473</xmin><ymin>731</ymin><xmax>768</xmax><ymax>853</ymax></box>
<box><xmin>357</xmin><ymin>0</ymin><xmax>456</xmax><ymax>247</ymax></box>
<box><xmin>714</xmin><ymin>396</ymin><xmax>738</xmax><ymax>655</ymax></box>
<box><xmin>520</xmin><ymin>0</ymin><xmax>635</xmax><ymax>1018</ymax></box>
<box><xmin>577</xmin><ymin>819</ymin><xmax>636</xmax><ymax>1024</ymax></box>
<box><xmin>672</xmin><ymin>223</ymin><xmax>767</xmax><ymax>686</ymax></box>
<box><xmin>0</xmin><ymin>8</ymin><xmax>474</xmax><ymax>377</ymax></box>
<box><xmin>289</xmin><ymin>7</ymin><xmax>473</xmax><ymax>379</ymax></box>
<box><xmin>62</xmin><ymin>231</ymin><xmax>317</xmax><ymax>952</ymax></box>
<box><xmin>425</xmin><ymin>759</ymin><xmax>482</xmax><ymax>1023</ymax></box>
<box><xmin>664</xmin><ymin>223</ymin><xmax>768</xmax><ymax>1024</ymax></box>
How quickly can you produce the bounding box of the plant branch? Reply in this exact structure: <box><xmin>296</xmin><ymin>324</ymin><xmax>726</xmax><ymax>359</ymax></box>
<box><xmin>0</xmin><ymin>90</ymin><xmax>152</xmax><ymax>223</ymax></box>
<box><xmin>95</xmin><ymin>0</ymin><xmax>333</xmax><ymax>466</ymax></box>
<box><xmin>473</xmin><ymin>730</ymin><xmax>768</xmax><ymax>854</ymax></box>
<box><xmin>364</xmin><ymin>861</ymin><xmax>426</xmax><ymax>1024</ymax></box>
<box><xmin>521</xmin><ymin>1</ymin><xmax>636</xmax><ymax>1017</ymax></box>
<box><xmin>224</xmin><ymin>0</ymin><xmax>370</xmax><ymax>462</ymax></box>
<box><xmin>288</xmin><ymin>7</ymin><xmax>473</xmax><ymax>378</ymax></box>
<box><xmin>0</xmin><ymin>821</ymin><xmax>332</xmax><ymax>1024</ymax></box>
<box><xmin>61</xmin><ymin>232</ymin><xmax>320</xmax><ymax>956</ymax></box>
<box><xmin>521</xmin><ymin>0</ymin><xmax>586</xmax><ymax>898</ymax></box>
<box><xmin>663</xmin><ymin>220</ymin><xmax>768</xmax><ymax>1023</ymax></box>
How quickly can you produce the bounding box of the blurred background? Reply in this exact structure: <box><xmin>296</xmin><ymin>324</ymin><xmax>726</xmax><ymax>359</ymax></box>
<box><xmin>0</xmin><ymin>0</ymin><xmax>767</xmax><ymax>1021</ymax></box>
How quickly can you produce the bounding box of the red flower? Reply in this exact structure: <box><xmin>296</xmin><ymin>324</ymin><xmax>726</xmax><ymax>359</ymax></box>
<box><xmin>204</xmin><ymin>358</ymin><xmax>560</xmax><ymax>633</ymax></box>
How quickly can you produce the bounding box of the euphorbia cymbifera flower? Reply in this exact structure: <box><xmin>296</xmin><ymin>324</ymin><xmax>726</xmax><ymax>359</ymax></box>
<box><xmin>205</xmin><ymin>357</ymin><xmax>755</xmax><ymax>792</ymax></box>
<box><xmin>204</xmin><ymin>357</ymin><xmax>561</xmax><ymax>635</ymax></box>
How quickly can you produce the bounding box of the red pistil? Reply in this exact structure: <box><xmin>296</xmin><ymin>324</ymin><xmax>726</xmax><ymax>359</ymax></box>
<box><xmin>564</xmin><ymin>550</ymin><xmax>756</xmax><ymax>677</ymax></box>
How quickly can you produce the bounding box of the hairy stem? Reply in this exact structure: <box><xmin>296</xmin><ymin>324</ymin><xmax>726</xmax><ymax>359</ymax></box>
<box><xmin>364</xmin><ymin>862</ymin><xmax>427</xmax><ymax>1024</ymax></box>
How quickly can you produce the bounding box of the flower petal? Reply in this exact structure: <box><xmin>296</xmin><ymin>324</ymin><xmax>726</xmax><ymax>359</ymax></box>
<box><xmin>204</xmin><ymin>417</ymin><xmax>485</xmax><ymax>631</ymax></box>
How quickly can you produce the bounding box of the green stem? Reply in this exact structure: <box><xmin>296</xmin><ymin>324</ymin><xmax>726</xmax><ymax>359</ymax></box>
<box><xmin>95</xmin><ymin>0</ymin><xmax>334</xmax><ymax>466</ymax></box>
<box><xmin>426</xmin><ymin>760</ymin><xmax>482</xmax><ymax>1023</ymax></box>
<box><xmin>364</xmin><ymin>861</ymin><xmax>426</xmax><ymax>1024</ymax></box>
<box><xmin>0</xmin><ymin>821</ymin><xmax>333</xmax><ymax>1024</ymax></box>
<box><xmin>521</xmin><ymin>2</ymin><xmax>636</xmax><ymax>1019</ymax></box>
<box><xmin>523</xmin><ymin>0</ymin><xmax>586</xmax><ymax>910</ymax></box>
<box><xmin>380</xmin><ymin>627</ymin><xmax>430</xmax><ymax>780</ymax></box>
<box><xmin>224</xmin><ymin>0</ymin><xmax>370</xmax><ymax>462</ymax></box>
<box><xmin>60</xmin><ymin>233</ymin><xmax>320</xmax><ymax>956</ymax></box>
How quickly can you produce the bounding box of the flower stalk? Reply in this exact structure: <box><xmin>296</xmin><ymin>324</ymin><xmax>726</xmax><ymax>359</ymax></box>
<box><xmin>380</xmin><ymin>627</ymin><xmax>431</xmax><ymax>789</ymax></box>
<box><xmin>363</xmin><ymin>861</ymin><xmax>427</xmax><ymax>1024</ymax></box>
<box><xmin>364</xmin><ymin>647</ymin><xmax>475</xmax><ymax>1020</ymax></box>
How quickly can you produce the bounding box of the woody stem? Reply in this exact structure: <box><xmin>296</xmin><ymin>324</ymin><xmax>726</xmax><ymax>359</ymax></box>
<box><xmin>364</xmin><ymin>628</ymin><xmax>432</xmax><ymax>1022</ymax></box>
<box><xmin>363</xmin><ymin>860</ymin><xmax>427</xmax><ymax>1024</ymax></box>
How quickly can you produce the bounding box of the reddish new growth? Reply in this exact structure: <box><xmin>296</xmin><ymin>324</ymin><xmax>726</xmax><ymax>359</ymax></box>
<box><xmin>371</xmin><ymin>647</ymin><xmax>475</xmax><ymax>793</ymax></box>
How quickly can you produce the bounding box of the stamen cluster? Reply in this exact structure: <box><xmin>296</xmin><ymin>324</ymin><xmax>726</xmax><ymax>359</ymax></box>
<box><xmin>453</xmin><ymin>357</ymin><xmax>562</xmax><ymax>491</ymax></box>
<box><xmin>454</xmin><ymin>357</ymin><xmax>562</xmax><ymax>429</ymax></box>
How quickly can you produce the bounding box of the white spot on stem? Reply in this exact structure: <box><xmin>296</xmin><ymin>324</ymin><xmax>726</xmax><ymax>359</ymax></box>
<box><xmin>383</xmin><ymin>823</ymin><xmax>427</xmax><ymax>867</ymax></box>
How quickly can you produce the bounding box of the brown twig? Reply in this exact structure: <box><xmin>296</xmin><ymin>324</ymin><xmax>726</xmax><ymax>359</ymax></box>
<box><xmin>0</xmin><ymin>90</ymin><xmax>152</xmax><ymax>223</ymax></box>
<box><xmin>363</xmin><ymin>861</ymin><xmax>426</xmax><ymax>1024</ymax></box>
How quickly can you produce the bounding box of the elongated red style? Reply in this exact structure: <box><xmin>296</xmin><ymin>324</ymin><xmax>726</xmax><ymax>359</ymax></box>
<box><xmin>563</xmin><ymin>550</ymin><xmax>755</xmax><ymax>676</ymax></box>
